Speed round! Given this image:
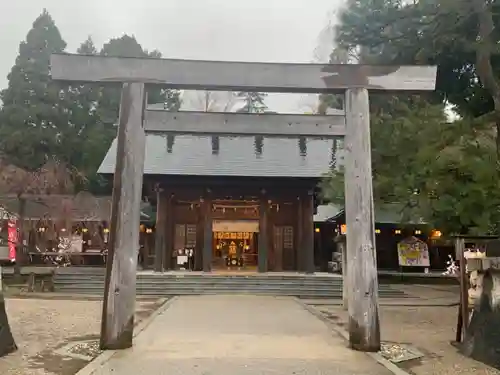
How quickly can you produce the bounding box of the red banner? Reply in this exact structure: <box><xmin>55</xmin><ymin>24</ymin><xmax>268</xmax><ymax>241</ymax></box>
<box><xmin>8</xmin><ymin>220</ymin><xmax>17</xmax><ymax>261</ymax></box>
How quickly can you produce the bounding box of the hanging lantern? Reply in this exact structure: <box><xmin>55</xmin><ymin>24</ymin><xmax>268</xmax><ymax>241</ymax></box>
<box><xmin>431</xmin><ymin>230</ymin><xmax>442</xmax><ymax>238</ymax></box>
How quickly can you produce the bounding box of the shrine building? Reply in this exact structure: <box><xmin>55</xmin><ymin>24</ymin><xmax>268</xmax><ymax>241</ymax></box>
<box><xmin>98</xmin><ymin>109</ymin><xmax>338</xmax><ymax>273</ymax></box>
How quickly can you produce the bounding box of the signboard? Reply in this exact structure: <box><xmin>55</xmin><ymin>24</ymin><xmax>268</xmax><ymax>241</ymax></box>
<box><xmin>397</xmin><ymin>236</ymin><xmax>430</xmax><ymax>267</ymax></box>
<box><xmin>215</xmin><ymin>232</ymin><xmax>252</xmax><ymax>240</ymax></box>
<box><xmin>70</xmin><ymin>235</ymin><xmax>83</xmax><ymax>253</ymax></box>
<box><xmin>212</xmin><ymin>220</ymin><xmax>259</xmax><ymax>233</ymax></box>
<box><xmin>7</xmin><ymin>220</ymin><xmax>17</xmax><ymax>261</ymax></box>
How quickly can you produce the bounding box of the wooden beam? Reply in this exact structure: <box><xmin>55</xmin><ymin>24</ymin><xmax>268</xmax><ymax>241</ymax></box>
<box><xmin>51</xmin><ymin>54</ymin><xmax>437</xmax><ymax>93</ymax></box>
<box><xmin>147</xmin><ymin>176</ymin><xmax>318</xmax><ymax>192</ymax></box>
<box><xmin>344</xmin><ymin>87</ymin><xmax>380</xmax><ymax>352</ymax></box>
<box><xmin>100</xmin><ymin>82</ymin><xmax>146</xmax><ymax>350</ymax></box>
<box><xmin>144</xmin><ymin>110</ymin><xmax>345</xmax><ymax>138</ymax></box>
<box><xmin>336</xmin><ymin>235</ymin><xmax>348</xmax><ymax>310</ymax></box>
<box><xmin>456</xmin><ymin>237</ymin><xmax>467</xmax><ymax>342</ymax></box>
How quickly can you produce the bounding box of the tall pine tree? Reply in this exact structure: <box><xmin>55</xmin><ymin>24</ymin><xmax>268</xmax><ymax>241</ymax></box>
<box><xmin>70</xmin><ymin>35</ymin><xmax>182</xmax><ymax>194</ymax></box>
<box><xmin>237</xmin><ymin>92</ymin><xmax>268</xmax><ymax>113</ymax></box>
<box><xmin>97</xmin><ymin>35</ymin><xmax>181</xmax><ymax>124</ymax></box>
<box><xmin>0</xmin><ymin>9</ymin><xmax>69</xmax><ymax>170</ymax></box>
<box><xmin>67</xmin><ymin>36</ymin><xmax>113</xmax><ymax>193</ymax></box>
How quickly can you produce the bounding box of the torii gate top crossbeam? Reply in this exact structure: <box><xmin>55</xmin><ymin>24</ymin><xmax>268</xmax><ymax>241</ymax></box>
<box><xmin>50</xmin><ymin>54</ymin><xmax>437</xmax><ymax>93</ymax></box>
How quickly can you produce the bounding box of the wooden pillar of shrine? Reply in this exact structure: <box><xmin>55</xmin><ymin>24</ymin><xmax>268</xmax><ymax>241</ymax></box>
<box><xmin>195</xmin><ymin>201</ymin><xmax>204</xmax><ymax>271</ymax></box>
<box><xmin>296</xmin><ymin>196</ymin><xmax>303</xmax><ymax>272</ymax></box>
<box><xmin>303</xmin><ymin>191</ymin><xmax>315</xmax><ymax>274</ymax></box>
<box><xmin>202</xmin><ymin>193</ymin><xmax>213</xmax><ymax>272</ymax></box>
<box><xmin>267</xmin><ymin>202</ymin><xmax>275</xmax><ymax>271</ymax></box>
<box><xmin>163</xmin><ymin>193</ymin><xmax>174</xmax><ymax>271</ymax></box>
<box><xmin>258</xmin><ymin>195</ymin><xmax>269</xmax><ymax>273</ymax></box>
<box><xmin>154</xmin><ymin>189</ymin><xmax>167</xmax><ymax>272</ymax></box>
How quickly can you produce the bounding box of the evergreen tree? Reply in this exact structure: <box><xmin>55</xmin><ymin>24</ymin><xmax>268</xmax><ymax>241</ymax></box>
<box><xmin>0</xmin><ymin>9</ymin><xmax>69</xmax><ymax>170</ymax></box>
<box><xmin>97</xmin><ymin>35</ymin><xmax>181</xmax><ymax>124</ymax></box>
<box><xmin>320</xmin><ymin>0</ymin><xmax>500</xmax><ymax>235</ymax></box>
<box><xmin>71</xmin><ymin>35</ymin><xmax>182</xmax><ymax>194</ymax></box>
<box><xmin>237</xmin><ymin>92</ymin><xmax>268</xmax><ymax>113</ymax></box>
<box><xmin>334</xmin><ymin>0</ymin><xmax>500</xmax><ymax>154</ymax></box>
<box><xmin>68</xmin><ymin>36</ymin><xmax>113</xmax><ymax>193</ymax></box>
<box><xmin>321</xmin><ymin>96</ymin><xmax>500</xmax><ymax>235</ymax></box>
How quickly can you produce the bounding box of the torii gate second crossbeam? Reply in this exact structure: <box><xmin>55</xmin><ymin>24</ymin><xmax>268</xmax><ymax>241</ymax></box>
<box><xmin>50</xmin><ymin>53</ymin><xmax>437</xmax><ymax>353</ymax></box>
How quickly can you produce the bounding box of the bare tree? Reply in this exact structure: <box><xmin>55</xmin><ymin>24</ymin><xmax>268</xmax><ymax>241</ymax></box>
<box><xmin>0</xmin><ymin>157</ymin><xmax>81</xmax><ymax>357</ymax></box>
<box><xmin>297</xmin><ymin>9</ymin><xmax>338</xmax><ymax>114</ymax></box>
<box><xmin>182</xmin><ymin>90</ymin><xmax>239</xmax><ymax>112</ymax></box>
<box><xmin>0</xmin><ymin>158</ymin><xmax>78</xmax><ymax>273</ymax></box>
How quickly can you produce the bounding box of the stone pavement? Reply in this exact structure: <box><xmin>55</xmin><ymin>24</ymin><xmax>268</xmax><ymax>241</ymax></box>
<box><xmin>87</xmin><ymin>295</ymin><xmax>392</xmax><ymax>375</ymax></box>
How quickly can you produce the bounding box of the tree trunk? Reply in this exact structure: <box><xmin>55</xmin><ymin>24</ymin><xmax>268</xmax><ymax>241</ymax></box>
<box><xmin>472</xmin><ymin>0</ymin><xmax>500</xmax><ymax>158</ymax></box>
<box><xmin>0</xmin><ymin>292</ymin><xmax>17</xmax><ymax>357</ymax></box>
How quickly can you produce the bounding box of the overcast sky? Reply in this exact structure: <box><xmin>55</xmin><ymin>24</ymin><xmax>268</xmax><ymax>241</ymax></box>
<box><xmin>0</xmin><ymin>0</ymin><xmax>341</xmax><ymax>112</ymax></box>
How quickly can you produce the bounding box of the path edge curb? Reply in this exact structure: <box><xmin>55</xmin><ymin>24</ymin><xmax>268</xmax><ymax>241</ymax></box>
<box><xmin>75</xmin><ymin>296</ymin><xmax>178</xmax><ymax>375</ymax></box>
<box><xmin>295</xmin><ymin>298</ymin><xmax>412</xmax><ymax>375</ymax></box>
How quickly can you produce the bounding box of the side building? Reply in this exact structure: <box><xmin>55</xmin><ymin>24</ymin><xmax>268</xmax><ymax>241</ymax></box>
<box><xmin>98</xmin><ymin>112</ymin><xmax>338</xmax><ymax>273</ymax></box>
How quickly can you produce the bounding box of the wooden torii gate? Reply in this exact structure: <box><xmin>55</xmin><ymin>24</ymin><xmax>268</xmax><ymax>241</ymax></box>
<box><xmin>50</xmin><ymin>54</ymin><xmax>437</xmax><ymax>352</ymax></box>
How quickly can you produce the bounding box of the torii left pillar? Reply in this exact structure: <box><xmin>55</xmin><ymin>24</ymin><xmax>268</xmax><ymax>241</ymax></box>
<box><xmin>100</xmin><ymin>83</ymin><xmax>146</xmax><ymax>349</ymax></box>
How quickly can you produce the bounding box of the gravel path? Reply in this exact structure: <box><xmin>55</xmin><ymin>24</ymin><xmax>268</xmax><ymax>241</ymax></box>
<box><xmin>0</xmin><ymin>297</ymin><xmax>164</xmax><ymax>375</ymax></box>
<box><xmin>312</xmin><ymin>304</ymin><xmax>500</xmax><ymax>375</ymax></box>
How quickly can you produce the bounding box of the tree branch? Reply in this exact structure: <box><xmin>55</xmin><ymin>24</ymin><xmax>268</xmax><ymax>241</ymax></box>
<box><xmin>471</xmin><ymin>0</ymin><xmax>500</xmax><ymax>156</ymax></box>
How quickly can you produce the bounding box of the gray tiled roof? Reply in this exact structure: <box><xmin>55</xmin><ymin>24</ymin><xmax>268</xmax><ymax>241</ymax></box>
<box><xmin>313</xmin><ymin>204</ymin><xmax>343</xmax><ymax>222</ymax></box>
<box><xmin>98</xmin><ymin>134</ymin><xmax>336</xmax><ymax>178</ymax></box>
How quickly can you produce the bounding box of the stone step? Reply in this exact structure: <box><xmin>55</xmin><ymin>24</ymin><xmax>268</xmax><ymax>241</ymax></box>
<box><xmin>52</xmin><ymin>268</ymin><xmax>407</xmax><ymax>299</ymax></box>
<box><xmin>53</xmin><ymin>276</ymin><xmax>345</xmax><ymax>285</ymax></box>
<box><xmin>52</xmin><ymin>286</ymin><xmax>406</xmax><ymax>299</ymax></box>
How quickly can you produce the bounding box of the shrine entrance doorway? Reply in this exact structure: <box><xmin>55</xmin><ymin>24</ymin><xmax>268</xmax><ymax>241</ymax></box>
<box><xmin>212</xmin><ymin>220</ymin><xmax>259</xmax><ymax>270</ymax></box>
